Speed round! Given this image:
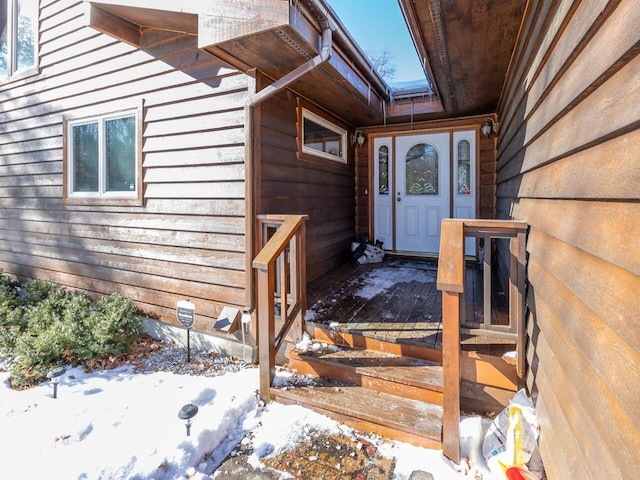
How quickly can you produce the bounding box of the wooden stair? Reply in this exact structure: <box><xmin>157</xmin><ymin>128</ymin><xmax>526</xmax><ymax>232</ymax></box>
<box><xmin>270</xmin><ymin>326</ymin><xmax>517</xmax><ymax>449</ymax></box>
<box><xmin>273</xmin><ymin>379</ymin><xmax>444</xmax><ymax>449</ymax></box>
<box><xmin>271</xmin><ymin>340</ymin><xmax>446</xmax><ymax>449</ymax></box>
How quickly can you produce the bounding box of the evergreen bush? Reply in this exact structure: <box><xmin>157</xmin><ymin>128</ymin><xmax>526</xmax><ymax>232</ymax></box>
<box><xmin>0</xmin><ymin>271</ymin><xmax>140</xmax><ymax>388</ymax></box>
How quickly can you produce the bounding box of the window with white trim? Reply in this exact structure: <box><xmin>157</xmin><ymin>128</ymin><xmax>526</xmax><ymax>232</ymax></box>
<box><xmin>0</xmin><ymin>0</ymin><xmax>38</xmax><ymax>79</ymax></box>
<box><xmin>301</xmin><ymin>108</ymin><xmax>347</xmax><ymax>163</ymax></box>
<box><xmin>66</xmin><ymin>112</ymin><xmax>139</xmax><ymax>200</ymax></box>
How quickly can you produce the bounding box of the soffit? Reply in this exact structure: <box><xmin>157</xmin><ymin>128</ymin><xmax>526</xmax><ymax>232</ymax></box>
<box><xmin>399</xmin><ymin>0</ymin><xmax>526</xmax><ymax>117</ymax></box>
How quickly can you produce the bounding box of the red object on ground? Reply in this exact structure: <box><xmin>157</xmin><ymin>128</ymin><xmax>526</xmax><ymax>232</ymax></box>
<box><xmin>506</xmin><ymin>466</ymin><xmax>540</xmax><ymax>480</ymax></box>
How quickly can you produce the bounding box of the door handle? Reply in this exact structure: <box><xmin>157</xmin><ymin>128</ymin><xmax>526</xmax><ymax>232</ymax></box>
<box><xmin>396</xmin><ymin>196</ymin><xmax>401</xmax><ymax>202</ymax></box>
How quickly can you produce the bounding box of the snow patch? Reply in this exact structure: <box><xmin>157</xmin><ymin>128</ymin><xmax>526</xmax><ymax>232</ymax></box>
<box><xmin>356</xmin><ymin>268</ymin><xmax>435</xmax><ymax>300</ymax></box>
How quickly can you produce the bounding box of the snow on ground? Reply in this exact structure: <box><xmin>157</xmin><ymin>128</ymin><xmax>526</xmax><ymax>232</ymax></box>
<box><xmin>0</xmin><ymin>343</ymin><xmax>507</xmax><ymax>480</ymax></box>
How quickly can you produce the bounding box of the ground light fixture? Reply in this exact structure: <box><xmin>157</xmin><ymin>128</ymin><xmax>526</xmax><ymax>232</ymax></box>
<box><xmin>46</xmin><ymin>366</ymin><xmax>66</xmax><ymax>399</ymax></box>
<box><xmin>178</xmin><ymin>403</ymin><xmax>199</xmax><ymax>436</ymax></box>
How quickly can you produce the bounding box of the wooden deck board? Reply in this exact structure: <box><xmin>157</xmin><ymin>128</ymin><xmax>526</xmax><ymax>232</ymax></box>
<box><xmin>272</xmin><ymin>382</ymin><xmax>443</xmax><ymax>441</ymax></box>
<box><xmin>306</xmin><ymin>257</ymin><xmax>513</xmax><ymax>353</ymax></box>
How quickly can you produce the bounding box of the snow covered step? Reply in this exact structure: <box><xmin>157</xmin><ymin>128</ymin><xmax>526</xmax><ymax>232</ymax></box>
<box><xmin>271</xmin><ymin>382</ymin><xmax>443</xmax><ymax>450</ymax></box>
<box><xmin>288</xmin><ymin>347</ymin><xmax>444</xmax><ymax>405</ymax></box>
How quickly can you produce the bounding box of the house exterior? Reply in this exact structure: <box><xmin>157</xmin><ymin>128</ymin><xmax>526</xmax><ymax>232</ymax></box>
<box><xmin>0</xmin><ymin>0</ymin><xmax>637</xmax><ymax>478</ymax></box>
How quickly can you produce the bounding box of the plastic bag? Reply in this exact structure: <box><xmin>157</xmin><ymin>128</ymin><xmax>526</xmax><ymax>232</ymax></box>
<box><xmin>350</xmin><ymin>242</ymin><xmax>384</xmax><ymax>264</ymax></box>
<box><xmin>482</xmin><ymin>389</ymin><xmax>540</xmax><ymax>475</ymax></box>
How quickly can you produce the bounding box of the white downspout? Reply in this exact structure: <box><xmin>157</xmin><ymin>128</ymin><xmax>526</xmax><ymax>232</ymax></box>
<box><xmin>244</xmin><ymin>21</ymin><xmax>334</xmax><ymax>315</ymax></box>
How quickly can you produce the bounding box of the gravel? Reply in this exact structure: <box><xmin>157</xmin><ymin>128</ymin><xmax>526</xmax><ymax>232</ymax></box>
<box><xmin>130</xmin><ymin>337</ymin><xmax>253</xmax><ymax>377</ymax></box>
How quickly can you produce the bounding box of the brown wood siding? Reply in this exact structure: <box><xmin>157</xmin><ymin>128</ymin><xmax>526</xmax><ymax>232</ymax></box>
<box><xmin>496</xmin><ymin>1</ymin><xmax>640</xmax><ymax>478</ymax></box>
<box><xmin>257</xmin><ymin>87</ymin><xmax>356</xmax><ymax>282</ymax></box>
<box><xmin>355</xmin><ymin>117</ymin><xmax>497</xmax><ymax>239</ymax></box>
<box><xmin>0</xmin><ymin>0</ymin><xmax>250</xmax><ymax>334</ymax></box>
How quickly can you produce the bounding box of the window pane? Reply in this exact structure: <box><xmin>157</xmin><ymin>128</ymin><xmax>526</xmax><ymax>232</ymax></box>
<box><xmin>457</xmin><ymin>139</ymin><xmax>471</xmax><ymax>195</ymax></box>
<box><xmin>15</xmin><ymin>0</ymin><xmax>36</xmax><ymax>72</ymax></box>
<box><xmin>72</xmin><ymin>123</ymin><xmax>99</xmax><ymax>192</ymax></box>
<box><xmin>0</xmin><ymin>1</ymin><xmax>8</xmax><ymax>77</ymax></box>
<box><xmin>378</xmin><ymin>145</ymin><xmax>389</xmax><ymax>195</ymax></box>
<box><xmin>303</xmin><ymin>117</ymin><xmax>342</xmax><ymax>158</ymax></box>
<box><xmin>406</xmin><ymin>143</ymin><xmax>438</xmax><ymax>195</ymax></box>
<box><xmin>105</xmin><ymin>116</ymin><xmax>136</xmax><ymax>192</ymax></box>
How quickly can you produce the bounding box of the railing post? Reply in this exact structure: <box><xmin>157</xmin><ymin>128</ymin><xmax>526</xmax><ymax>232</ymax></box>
<box><xmin>441</xmin><ymin>290</ymin><xmax>461</xmax><ymax>463</ymax></box>
<box><xmin>293</xmin><ymin>224</ymin><xmax>306</xmax><ymax>342</ymax></box>
<box><xmin>514</xmin><ymin>231</ymin><xmax>527</xmax><ymax>386</ymax></box>
<box><xmin>437</xmin><ymin>219</ymin><xmax>464</xmax><ymax>464</ymax></box>
<box><xmin>483</xmin><ymin>234</ymin><xmax>492</xmax><ymax>329</ymax></box>
<box><xmin>256</xmin><ymin>264</ymin><xmax>275</xmax><ymax>402</ymax></box>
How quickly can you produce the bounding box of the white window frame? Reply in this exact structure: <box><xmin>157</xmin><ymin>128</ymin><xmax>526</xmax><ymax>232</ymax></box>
<box><xmin>1</xmin><ymin>0</ymin><xmax>39</xmax><ymax>80</ymax></box>
<box><xmin>301</xmin><ymin>108</ymin><xmax>347</xmax><ymax>164</ymax></box>
<box><xmin>66</xmin><ymin>110</ymin><xmax>140</xmax><ymax>200</ymax></box>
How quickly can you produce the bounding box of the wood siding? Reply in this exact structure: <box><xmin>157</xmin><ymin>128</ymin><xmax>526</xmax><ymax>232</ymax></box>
<box><xmin>0</xmin><ymin>0</ymin><xmax>250</xmax><ymax>334</ymax></box>
<box><xmin>355</xmin><ymin>117</ymin><xmax>497</xmax><ymax>240</ymax></box>
<box><xmin>256</xmin><ymin>85</ymin><xmax>356</xmax><ymax>282</ymax></box>
<box><xmin>496</xmin><ymin>1</ymin><xmax>640</xmax><ymax>478</ymax></box>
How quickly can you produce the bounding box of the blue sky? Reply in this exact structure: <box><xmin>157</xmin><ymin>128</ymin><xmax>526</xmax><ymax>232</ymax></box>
<box><xmin>327</xmin><ymin>0</ymin><xmax>425</xmax><ymax>83</ymax></box>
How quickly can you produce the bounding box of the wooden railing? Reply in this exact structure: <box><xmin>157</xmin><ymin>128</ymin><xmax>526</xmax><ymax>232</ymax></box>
<box><xmin>253</xmin><ymin>214</ymin><xmax>308</xmax><ymax>402</ymax></box>
<box><xmin>437</xmin><ymin>219</ymin><xmax>527</xmax><ymax>462</ymax></box>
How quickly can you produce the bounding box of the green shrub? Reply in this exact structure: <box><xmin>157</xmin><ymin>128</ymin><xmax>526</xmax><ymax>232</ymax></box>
<box><xmin>74</xmin><ymin>293</ymin><xmax>139</xmax><ymax>361</ymax></box>
<box><xmin>0</xmin><ymin>276</ymin><xmax>141</xmax><ymax>389</ymax></box>
<box><xmin>0</xmin><ymin>272</ymin><xmax>22</xmax><ymax>353</ymax></box>
<box><xmin>0</xmin><ymin>271</ymin><xmax>19</xmax><ymax>317</ymax></box>
<box><xmin>12</xmin><ymin>319</ymin><xmax>75</xmax><ymax>387</ymax></box>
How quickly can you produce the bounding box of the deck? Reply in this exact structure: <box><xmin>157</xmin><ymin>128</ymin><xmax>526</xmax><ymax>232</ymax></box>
<box><xmin>305</xmin><ymin>256</ymin><xmax>514</xmax><ymax>355</ymax></box>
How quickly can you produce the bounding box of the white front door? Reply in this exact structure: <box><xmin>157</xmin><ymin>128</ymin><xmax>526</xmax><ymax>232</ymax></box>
<box><xmin>395</xmin><ymin>133</ymin><xmax>450</xmax><ymax>253</ymax></box>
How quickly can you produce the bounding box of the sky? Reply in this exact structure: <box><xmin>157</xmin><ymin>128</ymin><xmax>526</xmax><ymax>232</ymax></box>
<box><xmin>327</xmin><ymin>0</ymin><xmax>426</xmax><ymax>83</ymax></box>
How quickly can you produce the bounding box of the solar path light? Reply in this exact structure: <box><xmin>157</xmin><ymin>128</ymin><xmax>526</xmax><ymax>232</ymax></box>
<box><xmin>46</xmin><ymin>366</ymin><xmax>66</xmax><ymax>399</ymax></box>
<box><xmin>178</xmin><ymin>403</ymin><xmax>198</xmax><ymax>437</ymax></box>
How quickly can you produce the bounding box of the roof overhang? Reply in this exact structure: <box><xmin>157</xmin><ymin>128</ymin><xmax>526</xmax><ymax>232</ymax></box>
<box><xmin>398</xmin><ymin>0</ymin><xmax>526</xmax><ymax>118</ymax></box>
<box><xmin>85</xmin><ymin>0</ymin><xmax>443</xmax><ymax>126</ymax></box>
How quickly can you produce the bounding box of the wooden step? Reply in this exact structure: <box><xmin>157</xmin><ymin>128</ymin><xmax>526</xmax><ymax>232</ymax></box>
<box><xmin>309</xmin><ymin>324</ymin><xmax>519</xmax><ymax>392</ymax></box>
<box><xmin>290</xmin><ymin>336</ymin><xmax>515</xmax><ymax>414</ymax></box>
<box><xmin>271</xmin><ymin>382</ymin><xmax>443</xmax><ymax>450</ymax></box>
<box><xmin>288</xmin><ymin>347</ymin><xmax>444</xmax><ymax>405</ymax></box>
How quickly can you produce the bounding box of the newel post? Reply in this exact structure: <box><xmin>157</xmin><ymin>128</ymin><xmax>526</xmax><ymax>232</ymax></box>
<box><xmin>437</xmin><ymin>219</ymin><xmax>465</xmax><ymax>464</ymax></box>
<box><xmin>256</xmin><ymin>262</ymin><xmax>275</xmax><ymax>402</ymax></box>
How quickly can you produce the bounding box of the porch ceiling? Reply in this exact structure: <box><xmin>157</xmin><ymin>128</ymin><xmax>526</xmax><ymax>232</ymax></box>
<box><xmin>399</xmin><ymin>0</ymin><xmax>526</xmax><ymax>117</ymax></box>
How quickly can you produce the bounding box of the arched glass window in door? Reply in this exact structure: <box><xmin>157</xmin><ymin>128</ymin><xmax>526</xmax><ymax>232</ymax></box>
<box><xmin>378</xmin><ymin>145</ymin><xmax>389</xmax><ymax>194</ymax></box>
<box><xmin>457</xmin><ymin>139</ymin><xmax>471</xmax><ymax>195</ymax></box>
<box><xmin>406</xmin><ymin>143</ymin><xmax>438</xmax><ymax>195</ymax></box>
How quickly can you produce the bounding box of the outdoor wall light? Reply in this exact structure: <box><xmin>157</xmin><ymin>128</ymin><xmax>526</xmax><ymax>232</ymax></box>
<box><xmin>481</xmin><ymin>118</ymin><xmax>496</xmax><ymax>137</ymax></box>
<box><xmin>351</xmin><ymin>130</ymin><xmax>366</xmax><ymax>147</ymax></box>
<box><xmin>178</xmin><ymin>403</ymin><xmax>199</xmax><ymax>436</ymax></box>
<box><xmin>46</xmin><ymin>366</ymin><xmax>66</xmax><ymax>399</ymax></box>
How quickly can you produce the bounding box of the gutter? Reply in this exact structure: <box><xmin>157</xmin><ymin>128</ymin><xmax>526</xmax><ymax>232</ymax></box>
<box><xmin>243</xmin><ymin>20</ymin><xmax>334</xmax><ymax>314</ymax></box>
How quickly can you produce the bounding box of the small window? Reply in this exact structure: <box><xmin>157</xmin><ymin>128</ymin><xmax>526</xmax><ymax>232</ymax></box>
<box><xmin>378</xmin><ymin>145</ymin><xmax>389</xmax><ymax>195</ymax></box>
<box><xmin>405</xmin><ymin>143</ymin><xmax>439</xmax><ymax>195</ymax></box>
<box><xmin>300</xmin><ymin>108</ymin><xmax>347</xmax><ymax>163</ymax></box>
<box><xmin>0</xmin><ymin>0</ymin><xmax>38</xmax><ymax>79</ymax></box>
<box><xmin>65</xmin><ymin>111</ymin><xmax>140</xmax><ymax>203</ymax></box>
<box><xmin>457</xmin><ymin>139</ymin><xmax>471</xmax><ymax>195</ymax></box>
